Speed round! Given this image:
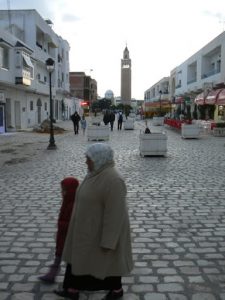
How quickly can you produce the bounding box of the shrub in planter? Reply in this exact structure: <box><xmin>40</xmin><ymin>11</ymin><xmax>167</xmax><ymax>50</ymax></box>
<box><xmin>216</xmin><ymin>122</ymin><xmax>225</xmax><ymax>128</ymax></box>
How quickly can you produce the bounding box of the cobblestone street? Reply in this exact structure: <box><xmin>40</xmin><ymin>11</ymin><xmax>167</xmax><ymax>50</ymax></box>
<box><xmin>1</xmin><ymin>119</ymin><xmax>225</xmax><ymax>300</ymax></box>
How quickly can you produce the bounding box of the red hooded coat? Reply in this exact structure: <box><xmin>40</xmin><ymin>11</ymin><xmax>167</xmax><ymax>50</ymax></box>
<box><xmin>55</xmin><ymin>177</ymin><xmax>79</xmax><ymax>257</ymax></box>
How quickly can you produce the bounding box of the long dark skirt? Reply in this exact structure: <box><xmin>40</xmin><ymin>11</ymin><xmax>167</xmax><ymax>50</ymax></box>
<box><xmin>63</xmin><ymin>264</ymin><xmax>122</xmax><ymax>291</ymax></box>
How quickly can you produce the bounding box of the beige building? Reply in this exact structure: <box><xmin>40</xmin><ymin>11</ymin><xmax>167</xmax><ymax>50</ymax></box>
<box><xmin>121</xmin><ymin>46</ymin><xmax>131</xmax><ymax>105</ymax></box>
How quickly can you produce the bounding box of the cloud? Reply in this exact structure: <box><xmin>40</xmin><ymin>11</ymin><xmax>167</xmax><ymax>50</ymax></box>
<box><xmin>203</xmin><ymin>10</ymin><xmax>225</xmax><ymax>20</ymax></box>
<box><xmin>61</xmin><ymin>14</ymin><xmax>80</xmax><ymax>22</ymax></box>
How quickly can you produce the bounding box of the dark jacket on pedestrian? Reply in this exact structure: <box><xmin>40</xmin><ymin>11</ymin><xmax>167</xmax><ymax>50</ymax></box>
<box><xmin>71</xmin><ymin>112</ymin><xmax>81</xmax><ymax>124</ymax></box>
<box><xmin>103</xmin><ymin>111</ymin><xmax>110</xmax><ymax>125</ymax></box>
<box><xmin>109</xmin><ymin>112</ymin><xmax>115</xmax><ymax>123</ymax></box>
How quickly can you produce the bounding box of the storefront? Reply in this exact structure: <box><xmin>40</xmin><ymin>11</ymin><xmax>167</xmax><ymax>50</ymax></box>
<box><xmin>216</xmin><ymin>89</ymin><xmax>225</xmax><ymax>121</ymax></box>
<box><xmin>194</xmin><ymin>89</ymin><xmax>225</xmax><ymax>121</ymax></box>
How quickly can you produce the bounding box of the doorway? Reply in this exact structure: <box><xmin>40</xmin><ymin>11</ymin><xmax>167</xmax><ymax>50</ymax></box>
<box><xmin>37</xmin><ymin>98</ymin><xmax>42</xmax><ymax>124</ymax></box>
<box><xmin>0</xmin><ymin>105</ymin><xmax>5</xmax><ymax>133</ymax></box>
<box><xmin>15</xmin><ymin>101</ymin><xmax>21</xmax><ymax>129</ymax></box>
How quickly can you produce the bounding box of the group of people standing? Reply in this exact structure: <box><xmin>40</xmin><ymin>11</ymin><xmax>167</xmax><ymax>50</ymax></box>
<box><xmin>103</xmin><ymin>111</ymin><xmax>123</xmax><ymax>131</ymax></box>
<box><xmin>39</xmin><ymin>143</ymin><xmax>133</xmax><ymax>300</ymax></box>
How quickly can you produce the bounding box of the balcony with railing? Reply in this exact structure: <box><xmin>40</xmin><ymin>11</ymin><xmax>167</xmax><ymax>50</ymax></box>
<box><xmin>201</xmin><ymin>68</ymin><xmax>221</xmax><ymax>79</ymax></box>
<box><xmin>187</xmin><ymin>78</ymin><xmax>197</xmax><ymax>85</ymax></box>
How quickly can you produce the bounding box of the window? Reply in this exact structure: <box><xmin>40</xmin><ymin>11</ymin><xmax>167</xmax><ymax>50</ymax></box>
<box><xmin>44</xmin><ymin>102</ymin><xmax>47</xmax><ymax>111</ymax></box>
<box><xmin>0</xmin><ymin>46</ymin><xmax>9</xmax><ymax>69</ymax></box>
<box><xmin>22</xmin><ymin>52</ymin><xmax>34</xmax><ymax>79</ymax></box>
<box><xmin>30</xmin><ymin>101</ymin><xmax>33</xmax><ymax>111</ymax></box>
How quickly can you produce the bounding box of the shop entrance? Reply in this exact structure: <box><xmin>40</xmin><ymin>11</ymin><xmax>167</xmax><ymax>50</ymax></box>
<box><xmin>0</xmin><ymin>104</ymin><xmax>5</xmax><ymax>133</ymax></box>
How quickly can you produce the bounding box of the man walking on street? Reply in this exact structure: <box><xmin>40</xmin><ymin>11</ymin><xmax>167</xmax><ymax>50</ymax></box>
<box><xmin>109</xmin><ymin>111</ymin><xmax>115</xmax><ymax>131</ymax></box>
<box><xmin>70</xmin><ymin>111</ymin><xmax>81</xmax><ymax>134</ymax></box>
<box><xmin>117</xmin><ymin>112</ymin><xmax>123</xmax><ymax>130</ymax></box>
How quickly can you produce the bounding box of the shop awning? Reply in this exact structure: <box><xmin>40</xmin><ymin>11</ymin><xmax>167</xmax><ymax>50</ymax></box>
<box><xmin>217</xmin><ymin>88</ymin><xmax>225</xmax><ymax>105</ymax></box>
<box><xmin>205</xmin><ymin>89</ymin><xmax>223</xmax><ymax>105</ymax></box>
<box><xmin>195</xmin><ymin>92</ymin><xmax>205</xmax><ymax>105</ymax></box>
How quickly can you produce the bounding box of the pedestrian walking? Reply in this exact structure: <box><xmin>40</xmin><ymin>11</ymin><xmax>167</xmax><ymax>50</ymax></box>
<box><xmin>80</xmin><ymin>115</ymin><xmax>87</xmax><ymax>135</ymax></box>
<box><xmin>117</xmin><ymin>112</ymin><xmax>123</xmax><ymax>130</ymax></box>
<box><xmin>70</xmin><ymin>111</ymin><xmax>81</xmax><ymax>134</ymax></box>
<box><xmin>103</xmin><ymin>110</ymin><xmax>110</xmax><ymax>126</ymax></box>
<box><xmin>109</xmin><ymin>111</ymin><xmax>115</xmax><ymax>131</ymax></box>
<box><xmin>39</xmin><ymin>177</ymin><xmax>79</xmax><ymax>284</ymax></box>
<box><xmin>54</xmin><ymin>143</ymin><xmax>133</xmax><ymax>300</ymax></box>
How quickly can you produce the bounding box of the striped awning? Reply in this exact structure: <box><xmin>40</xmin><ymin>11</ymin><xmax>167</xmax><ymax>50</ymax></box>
<box><xmin>217</xmin><ymin>89</ymin><xmax>225</xmax><ymax>105</ymax></box>
<box><xmin>205</xmin><ymin>89</ymin><xmax>223</xmax><ymax>105</ymax></box>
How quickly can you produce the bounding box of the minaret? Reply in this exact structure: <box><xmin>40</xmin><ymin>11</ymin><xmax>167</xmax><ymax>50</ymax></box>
<box><xmin>121</xmin><ymin>45</ymin><xmax>131</xmax><ymax>105</ymax></box>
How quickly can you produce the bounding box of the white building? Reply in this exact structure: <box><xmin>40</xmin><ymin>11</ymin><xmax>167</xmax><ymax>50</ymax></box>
<box><xmin>145</xmin><ymin>31</ymin><xmax>225</xmax><ymax>121</ymax></box>
<box><xmin>0</xmin><ymin>9</ymin><xmax>73</xmax><ymax>133</ymax></box>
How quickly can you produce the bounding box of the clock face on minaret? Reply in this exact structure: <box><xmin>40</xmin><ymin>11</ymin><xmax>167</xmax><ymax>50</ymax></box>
<box><xmin>122</xmin><ymin>63</ymin><xmax>130</xmax><ymax>69</ymax></box>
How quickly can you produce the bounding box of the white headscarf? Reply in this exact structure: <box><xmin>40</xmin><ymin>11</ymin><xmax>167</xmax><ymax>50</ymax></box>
<box><xmin>85</xmin><ymin>143</ymin><xmax>114</xmax><ymax>172</ymax></box>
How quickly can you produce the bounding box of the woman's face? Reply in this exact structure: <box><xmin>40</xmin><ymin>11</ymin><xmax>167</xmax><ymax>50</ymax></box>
<box><xmin>86</xmin><ymin>156</ymin><xmax>94</xmax><ymax>172</ymax></box>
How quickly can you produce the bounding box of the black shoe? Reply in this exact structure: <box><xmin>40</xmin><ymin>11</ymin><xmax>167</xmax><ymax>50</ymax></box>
<box><xmin>54</xmin><ymin>289</ymin><xmax>79</xmax><ymax>299</ymax></box>
<box><xmin>102</xmin><ymin>289</ymin><xmax>123</xmax><ymax>300</ymax></box>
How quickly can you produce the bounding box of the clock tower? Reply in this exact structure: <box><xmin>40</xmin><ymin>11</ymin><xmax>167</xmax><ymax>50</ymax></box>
<box><xmin>121</xmin><ymin>46</ymin><xmax>131</xmax><ymax>105</ymax></box>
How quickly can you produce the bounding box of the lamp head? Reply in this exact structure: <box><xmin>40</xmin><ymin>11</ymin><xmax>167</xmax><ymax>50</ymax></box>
<box><xmin>46</xmin><ymin>58</ymin><xmax>55</xmax><ymax>73</ymax></box>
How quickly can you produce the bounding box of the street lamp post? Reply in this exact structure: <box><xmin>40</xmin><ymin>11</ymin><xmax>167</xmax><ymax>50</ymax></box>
<box><xmin>46</xmin><ymin>58</ymin><xmax>56</xmax><ymax>150</ymax></box>
<box><xmin>159</xmin><ymin>90</ymin><xmax>162</xmax><ymax>116</ymax></box>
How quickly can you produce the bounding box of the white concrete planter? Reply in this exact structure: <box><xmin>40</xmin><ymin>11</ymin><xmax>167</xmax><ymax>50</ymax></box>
<box><xmin>181</xmin><ymin>124</ymin><xmax>201</xmax><ymax>139</ymax></box>
<box><xmin>129</xmin><ymin>113</ymin><xmax>136</xmax><ymax>118</ymax></box>
<box><xmin>152</xmin><ymin>116</ymin><xmax>164</xmax><ymax>126</ymax></box>
<box><xmin>87</xmin><ymin>125</ymin><xmax>109</xmax><ymax>141</ymax></box>
<box><xmin>124</xmin><ymin>118</ymin><xmax>134</xmax><ymax>130</ymax></box>
<box><xmin>213</xmin><ymin>127</ymin><xmax>225</xmax><ymax>137</ymax></box>
<box><xmin>139</xmin><ymin>132</ymin><xmax>167</xmax><ymax>157</ymax></box>
<box><xmin>91</xmin><ymin>116</ymin><xmax>102</xmax><ymax>126</ymax></box>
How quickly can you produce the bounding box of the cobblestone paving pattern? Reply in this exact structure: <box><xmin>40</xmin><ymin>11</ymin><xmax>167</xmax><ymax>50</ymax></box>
<box><xmin>0</xmin><ymin>119</ymin><xmax>225</xmax><ymax>300</ymax></box>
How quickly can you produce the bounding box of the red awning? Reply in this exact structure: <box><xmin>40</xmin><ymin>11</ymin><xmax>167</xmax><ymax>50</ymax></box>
<box><xmin>205</xmin><ymin>89</ymin><xmax>223</xmax><ymax>105</ymax></box>
<box><xmin>195</xmin><ymin>92</ymin><xmax>205</xmax><ymax>105</ymax></box>
<box><xmin>217</xmin><ymin>89</ymin><xmax>225</xmax><ymax>105</ymax></box>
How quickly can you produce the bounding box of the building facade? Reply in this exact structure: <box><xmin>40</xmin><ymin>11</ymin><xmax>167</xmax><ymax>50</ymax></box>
<box><xmin>144</xmin><ymin>31</ymin><xmax>225</xmax><ymax>121</ymax></box>
<box><xmin>121</xmin><ymin>46</ymin><xmax>131</xmax><ymax>105</ymax></box>
<box><xmin>69</xmin><ymin>71</ymin><xmax>97</xmax><ymax>112</ymax></box>
<box><xmin>0</xmin><ymin>9</ymin><xmax>72</xmax><ymax>133</ymax></box>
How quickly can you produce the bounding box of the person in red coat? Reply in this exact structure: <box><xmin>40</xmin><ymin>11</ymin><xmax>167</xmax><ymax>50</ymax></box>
<box><xmin>39</xmin><ymin>177</ymin><xmax>79</xmax><ymax>283</ymax></box>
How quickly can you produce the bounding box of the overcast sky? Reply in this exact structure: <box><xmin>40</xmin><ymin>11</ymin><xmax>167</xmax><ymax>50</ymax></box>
<box><xmin>1</xmin><ymin>0</ymin><xmax>225</xmax><ymax>99</ymax></box>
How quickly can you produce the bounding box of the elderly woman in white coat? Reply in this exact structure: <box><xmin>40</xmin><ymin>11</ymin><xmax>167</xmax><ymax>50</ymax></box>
<box><xmin>55</xmin><ymin>143</ymin><xmax>133</xmax><ymax>300</ymax></box>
